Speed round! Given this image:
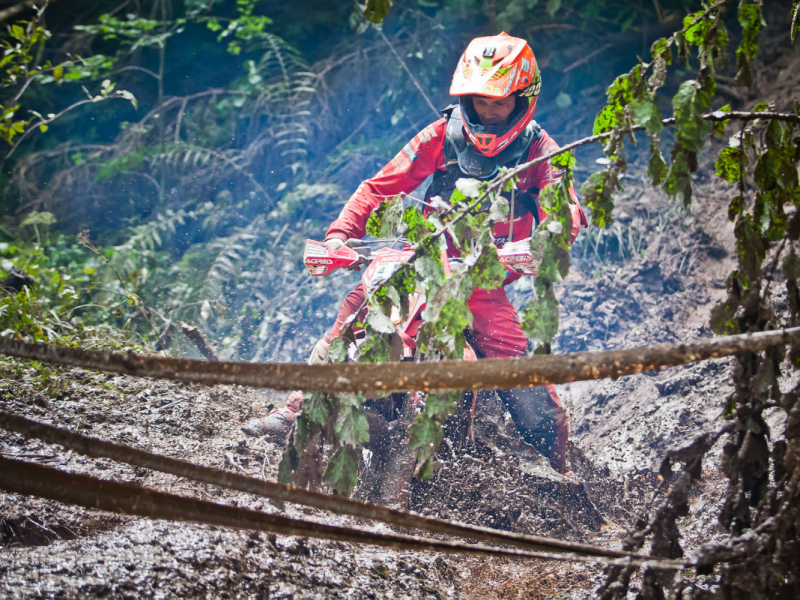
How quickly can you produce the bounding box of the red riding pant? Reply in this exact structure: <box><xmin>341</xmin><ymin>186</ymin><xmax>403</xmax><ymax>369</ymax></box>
<box><xmin>324</xmin><ymin>282</ymin><xmax>570</xmax><ymax>473</ymax></box>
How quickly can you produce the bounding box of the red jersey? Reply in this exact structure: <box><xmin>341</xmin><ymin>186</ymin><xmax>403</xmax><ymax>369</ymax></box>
<box><xmin>326</xmin><ymin>118</ymin><xmax>588</xmax><ymax>245</ymax></box>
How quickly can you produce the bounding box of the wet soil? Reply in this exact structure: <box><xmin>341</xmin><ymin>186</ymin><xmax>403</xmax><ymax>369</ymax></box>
<box><xmin>0</xmin><ymin>172</ymin><xmax>738</xmax><ymax>598</ymax></box>
<box><xmin>2</xmin><ymin>16</ymin><xmax>800</xmax><ymax>600</ymax></box>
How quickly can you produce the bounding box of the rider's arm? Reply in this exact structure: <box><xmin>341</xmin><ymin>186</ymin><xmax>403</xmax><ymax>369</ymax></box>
<box><xmin>325</xmin><ymin>119</ymin><xmax>447</xmax><ymax>242</ymax></box>
<box><xmin>519</xmin><ymin>131</ymin><xmax>588</xmax><ymax>246</ymax></box>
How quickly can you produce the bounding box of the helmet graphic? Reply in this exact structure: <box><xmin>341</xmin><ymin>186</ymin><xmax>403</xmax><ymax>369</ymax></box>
<box><xmin>450</xmin><ymin>32</ymin><xmax>541</xmax><ymax>157</ymax></box>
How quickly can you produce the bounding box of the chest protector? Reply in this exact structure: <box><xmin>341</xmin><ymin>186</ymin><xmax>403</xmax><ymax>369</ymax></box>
<box><xmin>424</xmin><ymin>105</ymin><xmax>543</xmax><ymax>226</ymax></box>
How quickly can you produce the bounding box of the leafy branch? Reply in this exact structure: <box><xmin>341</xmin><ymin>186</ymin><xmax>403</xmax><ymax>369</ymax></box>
<box><xmin>76</xmin><ymin>231</ymin><xmax>163</xmax><ymax>352</ymax></box>
<box><xmin>280</xmin><ymin>0</ymin><xmax>800</xmax><ymax>507</ymax></box>
<box><xmin>5</xmin><ymin>80</ymin><xmax>137</xmax><ymax>158</ymax></box>
<box><xmin>285</xmin><ymin>102</ymin><xmax>797</xmax><ymax>494</ymax></box>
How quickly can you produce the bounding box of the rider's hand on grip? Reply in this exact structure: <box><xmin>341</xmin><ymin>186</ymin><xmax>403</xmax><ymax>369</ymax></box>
<box><xmin>324</xmin><ymin>238</ymin><xmax>345</xmax><ymax>252</ymax></box>
<box><xmin>303</xmin><ymin>238</ymin><xmax>361</xmax><ymax>276</ymax></box>
<box><xmin>327</xmin><ymin>238</ymin><xmax>363</xmax><ymax>271</ymax></box>
<box><xmin>308</xmin><ymin>338</ymin><xmax>330</xmax><ymax>365</ymax></box>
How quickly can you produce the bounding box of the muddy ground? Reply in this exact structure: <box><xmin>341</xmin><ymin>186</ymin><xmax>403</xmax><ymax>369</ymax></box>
<box><xmin>0</xmin><ymin>162</ymin><xmax>742</xmax><ymax>599</ymax></box>
<box><xmin>2</xmin><ymin>14</ymin><xmax>800</xmax><ymax>600</ymax></box>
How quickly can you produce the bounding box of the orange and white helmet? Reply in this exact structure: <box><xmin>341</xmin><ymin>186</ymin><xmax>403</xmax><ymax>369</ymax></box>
<box><xmin>450</xmin><ymin>32</ymin><xmax>541</xmax><ymax>157</ymax></box>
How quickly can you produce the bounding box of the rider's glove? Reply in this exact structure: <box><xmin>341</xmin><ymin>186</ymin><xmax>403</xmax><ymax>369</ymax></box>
<box><xmin>324</xmin><ymin>237</ymin><xmax>346</xmax><ymax>252</ymax></box>
<box><xmin>308</xmin><ymin>337</ymin><xmax>330</xmax><ymax>365</ymax></box>
<box><xmin>325</xmin><ymin>236</ymin><xmax>362</xmax><ymax>271</ymax></box>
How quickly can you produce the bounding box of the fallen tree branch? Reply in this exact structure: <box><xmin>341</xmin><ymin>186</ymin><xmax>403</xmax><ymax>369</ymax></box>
<box><xmin>180</xmin><ymin>321</ymin><xmax>218</xmax><ymax>361</ymax></box>
<box><xmin>345</xmin><ymin>109</ymin><xmax>800</xmax><ymax>315</ymax></box>
<box><xmin>0</xmin><ymin>455</ymin><xmax>686</xmax><ymax>568</ymax></box>
<box><xmin>490</xmin><ymin>110</ymin><xmax>800</xmax><ymax>195</ymax></box>
<box><xmin>1</xmin><ymin>328</ymin><xmax>799</xmax><ymax>393</ymax></box>
<box><xmin>0</xmin><ymin>410</ymin><xmax>664</xmax><ymax>563</ymax></box>
<box><xmin>597</xmin><ymin>423</ymin><xmax>735</xmax><ymax>598</ymax></box>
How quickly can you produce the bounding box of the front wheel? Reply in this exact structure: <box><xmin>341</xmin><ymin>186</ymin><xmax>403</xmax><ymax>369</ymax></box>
<box><xmin>355</xmin><ymin>390</ymin><xmax>476</xmax><ymax>509</ymax></box>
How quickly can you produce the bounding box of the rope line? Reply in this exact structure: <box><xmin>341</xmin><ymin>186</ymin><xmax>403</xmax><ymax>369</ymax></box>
<box><xmin>0</xmin><ymin>455</ymin><xmax>689</xmax><ymax>569</ymax></box>
<box><xmin>1</xmin><ymin>327</ymin><xmax>799</xmax><ymax>393</ymax></box>
<box><xmin>0</xmin><ymin>410</ymin><xmax>665</xmax><ymax>563</ymax></box>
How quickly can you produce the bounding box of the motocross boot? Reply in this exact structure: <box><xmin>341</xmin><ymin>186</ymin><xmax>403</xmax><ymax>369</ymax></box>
<box><xmin>241</xmin><ymin>391</ymin><xmax>303</xmax><ymax>439</ymax></box>
<box><xmin>496</xmin><ymin>385</ymin><xmax>571</xmax><ymax>475</ymax></box>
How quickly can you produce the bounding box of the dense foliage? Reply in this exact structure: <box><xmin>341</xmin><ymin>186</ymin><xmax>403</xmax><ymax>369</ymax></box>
<box><xmin>2</xmin><ymin>1</ymin><xmax>800</xmax><ymax>597</ymax></box>
<box><xmin>0</xmin><ymin>0</ymin><xmax>708</xmax><ymax>358</ymax></box>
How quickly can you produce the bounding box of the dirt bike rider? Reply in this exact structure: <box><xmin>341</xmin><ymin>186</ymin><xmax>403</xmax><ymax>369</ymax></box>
<box><xmin>243</xmin><ymin>33</ymin><xmax>588</xmax><ymax>474</ymax></box>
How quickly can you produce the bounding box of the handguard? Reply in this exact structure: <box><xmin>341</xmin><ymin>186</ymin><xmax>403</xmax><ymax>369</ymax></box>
<box><xmin>303</xmin><ymin>239</ymin><xmax>360</xmax><ymax>276</ymax></box>
<box><xmin>496</xmin><ymin>238</ymin><xmax>540</xmax><ymax>276</ymax></box>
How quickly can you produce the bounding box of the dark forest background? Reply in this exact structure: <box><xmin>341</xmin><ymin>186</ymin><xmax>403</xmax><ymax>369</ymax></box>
<box><xmin>0</xmin><ymin>0</ymin><xmax>760</xmax><ymax>361</ymax></box>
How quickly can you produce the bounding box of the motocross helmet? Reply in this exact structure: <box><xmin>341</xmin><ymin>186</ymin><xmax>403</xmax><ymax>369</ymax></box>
<box><xmin>449</xmin><ymin>32</ymin><xmax>541</xmax><ymax>157</ymax></box>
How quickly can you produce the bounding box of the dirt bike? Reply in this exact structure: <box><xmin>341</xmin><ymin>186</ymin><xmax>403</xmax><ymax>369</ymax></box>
<box><xmin>302</xmin><ymin>235</ymin><xmax>543</xmax><ymax>507</ymax></box>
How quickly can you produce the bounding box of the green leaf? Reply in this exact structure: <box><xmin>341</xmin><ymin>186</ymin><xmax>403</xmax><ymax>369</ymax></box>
<box><xmin>402</xmin><ymin>206</ymin><xmax>433</xmax><ymax>243</ymax></box>
<box><xmin>324</xmin><ymin>446</ymin><xmax>360</xmax><ymax>496</ymax></box>
<box><xmin>728</xmin><ymin>195</ymin><xmax>745</xmax><ymax>221</ymax></box>
<box><xmin>408</xmin><ymin>411</ymin><xmax>443</xmax><ymax>452</ymax></box>
<box><xmin>682</xmin><ymin>10</ymin><xmax>707</xmax><ymax>46</ymax></box>
<box><xmin>294</xmin><ymin>413</ymin><xmax>312</xmax><ymax>457</ymax></box>
<box><xmin>793</xmin><ymin>1</ymin><xmax>800</xmax><ymax>44</ymax></box>
<box><xmin>592</xmin><ymin>68</ymin><xmax>643</xmax><ymax>135</ymax></box>
<box><xmin>754</xmin><ymin>144</ymin><xmax>799</xmax><ymax>193</ymax></box>
<box><xmin>648</xmin><ymin>138</ymin><xmax>668</xmax><ymax>187</ymax></box>
<box><xmin>489</xmin><ymin>195</ymin><xmax>509</xmax><ymax>222</ymax></box>
<box><xmin>716</xmin><ymin>145</ymin><xmax>747</xmax><ymax>184</ymax></box>
<box><xmin>415</xmin><ymin>254</ymin><xmax>445</xmax><ymax>290</ymax></box>
<box><xmin>389</xmin><ymin>264</ymin><xmax>415</xmax><ymax>296</ymax></box>
<box><xmin>521</xmin><ymin>286</ymin><xmax>559</xmax><ymax>343</ymax></box>
<box><xmin>366</xmin><ymin>196</ymin><xmax>404</xmax><ymax>238</ymax></box>
<box><xmin>630</xmin><ymin>95</ymin><xmax>663</xmax><ymax>134</ymax></box>
<box><xmin>735</xmin><ymin>215</ymin><xmax>766</xmax><ymax>288</ymax></box>
<box><xmin>415</xmin><ymin>457</ymin><xmax>435</xmax><ymax>480</ymax></box>
<box><xmin>665</xmin><ymin>144</ymin><xmax>698</xmax><ymax>205</ymax></box>
<box><xmin>551</xmin><ymin>150</ymin><xmax>576</xmax><ymax>172</ymax></box>
<box><xmin>449</xmin><ymin>188</ymin><xmax>466</xmax><ymax>205</ymax></box>
<box><xmin>709</xmin><ymin>272</ymin><xmax>743</xmax><ymax>335</ymax></box>
<box><xmin>783</xmin><ymin>252</ymin><xmax>800</xmax><ymax>281</ymax></box>
<box><xmin>580</xmin><ymin>168</ymin><xmax>620</xmax><ymax>228</ymax></box>
<box><xmin>469</xmin><ymin>245</ymin><xmax>505</xmax><ymax>291</ymax></box>
<box><xmin>304</xmin><ymin>391</ymin><xmax>332</xmax><ymax>425</ymax></box>
<box><xmin>754</xmin><ymin>354</ymin><xmax>778</xmax><ymax>396</ymax></box>
<box><xmin>735</xmin><ymin>47</ymin><xmax>753</xmax><ymax>88</ymax></box>
<box><xmin>455</xmin><ymin>178</ymin><xmax>481</xmax><ymax>199</ymax></box>
<box><xmin>422</xmin><ymin>292</ymin><xmax>472</xmax><ymax>357</ymax></box>
<box><xmin>672</xmin><ymin>80</ymin><xmax>711</xmax><ymax>153</ymax></box>
<box><xmin>328</xmin><ymin>338</ymin><xmax>348</xmax><ymax>363</ymax></box>
<box><xmin>366</xmin><ymin>306</ymin><xmax>395</xmax><ymax>334</ymax></box>
<box><xmin>739</xmin><ymin>0</ymin><xmax>764</xmax><ymax>57</ymax></box>
<box><xmin>357</xmin><ymin>332</ymin><xmax>391</xmax><ymax>363</ymax></box>
<box><xmin>277</xmin><ymin>438</ymin><xmax>299</xmax><ymax>485</ymax></box>
<box><xmin>407</xmin><ymin>391</ymin><xmax>458</xmax><ymax>480</ymax></box>
<box><xmin>711</xmin><ymin>104</ymin><xmax>732</xmax><ymax>138</ymax></box>
<box><xmin>765</xmin><ymin>118</ymin><xmax>782</xmax><ymax>147</ymax></box>
<box><xmin>650</xmin><ymin>37</ymin><xmax>670</xmax><ymax>60</ymax></box>
<box><xmin>423</xmin><ymin>391</ymin><xmax>459</xmax><ymax>421</ymax></box>
<box><xmin>335</xmin><ymin>396</ymin><xmax>369</xmax><ymax>448</ymax></box>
